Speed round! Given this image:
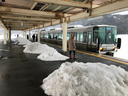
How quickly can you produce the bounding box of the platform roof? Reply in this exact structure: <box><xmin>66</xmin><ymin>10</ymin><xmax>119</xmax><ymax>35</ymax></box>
<box><xmin>0</xmin><ymin>0</ymin><xmax>127</xmax><ymax>30</ymax></box>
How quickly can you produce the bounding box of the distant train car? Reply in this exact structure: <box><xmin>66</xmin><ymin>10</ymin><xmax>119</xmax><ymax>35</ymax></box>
<box><xmin>40</xmin><ymin>25</ymin><xmax>117</xmax><ymax>53</ymax></box>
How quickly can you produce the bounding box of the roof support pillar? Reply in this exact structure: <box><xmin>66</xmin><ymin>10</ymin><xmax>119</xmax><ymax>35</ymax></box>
<box><xmin>25</xmin><ymin>31</ymin><xmax>27</xmax><ymax>39</ymax></box>
<box><xmin>6</xmin><ymin>29</ymin><xmax>9</xmax><ymax>41</ymax></box>
<box><xmin>8</xmin><ymin>27</ymin><xmax>11</xmax><ymax>43</ymax></box>
<box><xmin>3</xmin><ymin>28</ymin><xmax>7</xmax><ymax>44</ymax></box>
<box><xmin>62</xmin><ymin>22</ymin><xmax>67</xmax><ymax>52</ymax></box>
<box><xmin>89</xmin><ymin>1</ymin><xmax>92</xmax><ymax>16</ymax></box>
<box><xmin>29</xmin><ymin>29</ymin><xmax>31</xmax><ymax>40</ymax></box>
<box><xmin>38</xmin><ymin>26</ymin><xmax>40</xmax><ymax>43</ymax></box>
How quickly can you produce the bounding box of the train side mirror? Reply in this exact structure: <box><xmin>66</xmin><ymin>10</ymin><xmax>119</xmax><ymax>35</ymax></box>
<box><xmin>96</xmin><ymin>38</ymin><xmax>100</xmax><ymax>50</ymax></box>
<box><xmin>117</xmin><ymin>38</ymin><xmax>121</xmax><ymax>49</ymax></box>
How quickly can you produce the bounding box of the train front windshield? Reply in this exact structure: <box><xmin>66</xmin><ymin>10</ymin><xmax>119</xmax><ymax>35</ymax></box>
<box><xmin>93</xmin><ymin>27</ymin><xmax>117</xmax><ymax>44</ymax></box>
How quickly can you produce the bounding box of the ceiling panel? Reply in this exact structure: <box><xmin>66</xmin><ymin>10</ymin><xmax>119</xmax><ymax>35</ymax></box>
<box><xmin>0</xmin><ymin>0</ymin><xmax>33</xmax><ymax>9</ymax></box>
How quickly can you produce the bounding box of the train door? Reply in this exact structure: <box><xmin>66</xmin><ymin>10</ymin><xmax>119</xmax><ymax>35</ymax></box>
<box><xmin>87</xmin><ymin>32</ymin><xmax>92</xmax><ymax>51</ymax></box>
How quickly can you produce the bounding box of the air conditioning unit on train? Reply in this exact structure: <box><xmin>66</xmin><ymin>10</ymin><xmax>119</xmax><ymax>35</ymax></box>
<box><xmin>67</xmin><ymin>25</ymin><xmax>84</xmax><ymax>29</ymax></box>
<box><xmin>50</xmin><ymin>28</ymin><xmax>62</xmax><ymax>31</ymax></box>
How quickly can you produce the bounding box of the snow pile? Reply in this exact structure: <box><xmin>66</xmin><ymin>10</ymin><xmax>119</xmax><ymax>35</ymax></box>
<box><xmin>23</xmin><ymin>42</ymin><xmax>39</xmax><ymax>47</ymax></box>
<box><xmin>15</xmin><ymin>37</ymin><xmax>32</xmax><ymax>45</ymax></box>
<box><xmin>23</xmin><ymin>42</ymin><xmax>69</xmax><ymax>61</ymax></box>
<box><xmin>114</xmin><ymin>35</ymin><xmax>128</xmax><ymax>60</ymax></box>
<box><xmin>37</xmin><ymin>50</ymin><xmax>69</xmax><ymax>61</ymax></box>
<box><xmin>0</xmin><ymin>35</ymin><xmax>3</xmax><ymax>40</ymax></box>
<box><xmin>23</xmin><ymin>42</ymin><xmax>54</xmax><ymax>54</ymax></box>
<box><xmin>41</xmin><ymin>62</ymin><xmax>128</xmax><ymax>96</ymax></box>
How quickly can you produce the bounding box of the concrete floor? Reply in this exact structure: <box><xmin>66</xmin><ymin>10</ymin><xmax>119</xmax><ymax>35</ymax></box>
<box><xmin>0</xmin><ymin>40</ymin><xmax>128</xmax><ymax>96</ymax></box>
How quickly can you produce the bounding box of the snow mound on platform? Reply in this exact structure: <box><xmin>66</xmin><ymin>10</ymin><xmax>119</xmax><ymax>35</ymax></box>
<box><xmin>23</xmin><ymin>42</ymin><xmax>69</xmax><ymax>61</ymax></box>
<box><xmin>23</xmin><ymin>42</ymin><xmax>54</xmax><ymax>54</ymax></box>
<box><xmin>23</xmin><ymin>42</ymin><xmax>40</xmax><ymax>47</ymax></box>
<box><xmin>41</xmin><ymin>62</ymin><xmax>128</xmax><ymax>96</ymax></box>
<box><xmin>15</xmin><ymin>37</ymin><xmax>32</xmax><ymax>45</ymax></box>
<box><xmin>37</xmin><ymin>50</ymin><xmax>69</xmax><ymax>61</ymax></box>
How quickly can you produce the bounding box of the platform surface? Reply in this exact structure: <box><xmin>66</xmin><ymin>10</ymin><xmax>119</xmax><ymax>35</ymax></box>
<box><xmin>0</xmin><ymin>40</ymin><xmax>128</xmax><ymax>96</ymax></box>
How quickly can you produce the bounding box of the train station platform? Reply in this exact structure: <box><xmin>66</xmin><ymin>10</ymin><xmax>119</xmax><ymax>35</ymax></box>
<box><xmin>0</xmin><ymin>40</ymin><xmax>128</xmax><ymax>96</ymax></box>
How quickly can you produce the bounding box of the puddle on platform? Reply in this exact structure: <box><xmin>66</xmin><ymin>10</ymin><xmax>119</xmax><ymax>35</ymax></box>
<box><xmin>4</xmin><ymin>49</ymin><xmax>10</xmax><ymax>51</ymax></box>
<box><xmin>2</xmin><ymin>57</ymin><xmax>8</xmax><ymax>59</ymax></box>
<box><xmin>8</xmin><ymin>47</ymin><xmax>11</xmax><ymax>49</ymax></box>
<box><xmin>12</xmin><ymin>42</ymin><xmax>18</xmax><ymax>45</ymax></box>
<box><xmin>0</xmin><ymin>49</ymin><xmax>10</xmax><ymax>51</ymax></box>
<box><xmin>0</xmin><ymin>49</ymin><xmax>5</xmax><ymax>51</ymax></box>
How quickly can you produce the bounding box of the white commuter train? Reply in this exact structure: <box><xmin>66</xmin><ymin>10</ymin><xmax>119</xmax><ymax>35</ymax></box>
<box><xmin>40</xmin><ymin>25</ymin><xmax>117</xmax><ymax>53</ymax></box>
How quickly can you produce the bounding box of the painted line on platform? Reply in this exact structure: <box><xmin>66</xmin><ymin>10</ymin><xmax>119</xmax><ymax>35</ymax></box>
<box><xmin>76</xmin><ymin>50</ymin><xmax>128</xmax><ymax>65</ymax></box>
<box><xmin>42</xmin><ymin>42</ymin><xmax>128</xmax><ymax>65</ymax></box>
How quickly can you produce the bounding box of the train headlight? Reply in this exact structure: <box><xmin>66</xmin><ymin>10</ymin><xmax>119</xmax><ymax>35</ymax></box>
<box><xmin>100</xmin><ymin>48</ymin><xmax>105</xmax><ymax>51</ymax></box>
<box><xmin>113</xmin><ymin>47</ymin><xmax>116</xmax><ymax>50</ymax></box>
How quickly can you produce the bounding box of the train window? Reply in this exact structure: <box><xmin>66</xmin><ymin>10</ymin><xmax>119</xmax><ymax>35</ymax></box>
<box><xmin>67</xmin><ymin>33</ymin><xmax>71</xmax><ymax>40</ymax></box>
<box><xmin>88</xmin><ymin>32</ymin><xmax>91</xmax><ymax>42</ymax></box>
<box><xmin>106</xmin><ymin>32</ymin><xmax>112</xmax><ymax>44</ymax></box>
<box><xmin>93</xmin><ymin>27</ymin><xmax>105</xmax><ymax>44</ymax></box>
<box><xmin>112</xmin><ymin>28</ymin><xmax>117</xmax><ymax>43</ymax></box>
<box><xmin>77</xmin><ymin>33</ymin><xmax>79</xmax><ymax>41</ymax></box>
<box><xmin>58</xmin><ymin>33</ymin><xmax>63</xmax><ymax>40</ymax></box>
<box><xmin>49</xmin><ymin>33</ymin><xmax>53</xmax><ymax>39</ymax></box>
<box><xmin>80</xmin><ymin>33</ymin><xmax>83</xmax><ymax>42</ymax></box>
<box><xmin>44</xmin><ymin>33</ymin><xmax>48</xmax><ymax>38</ymax></box>
<box><xmin>50</xmin><ymin>33</ymin><xmax>53</xmax><ymax>39</ymax></box>
<box><xmin>83</xmin><ymin>32</ymin><xmax>87</xmax><ymax>43</ymax></box>
<box><xmin>54</xmin><ymin>33</ymin><xmax>58</xmax><ymax>39</ymax></box>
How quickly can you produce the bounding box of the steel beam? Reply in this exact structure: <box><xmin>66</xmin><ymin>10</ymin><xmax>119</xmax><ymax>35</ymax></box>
<box><xmin>1</xmin><ymin>15</ymin><xmax>53</xmax><ymax>21</ymax></box>
<box><xmin>31</xmin><ymin>2</ymin><xmax>38</xmax><ymax>10</ymax></box>
<box><xmin>30</xmin><ymin>0</ymin><xmax>90</xmax><ymax>8</ymax></box>
<box><xmin>0</xmin><ymin>6</ymin><xmax>63</xmax><ymax>18</ymax></box>
<box><xmin>42</xmin><ymin>0</ymin><xmax>128</xmax><ymax>28</ymax></box>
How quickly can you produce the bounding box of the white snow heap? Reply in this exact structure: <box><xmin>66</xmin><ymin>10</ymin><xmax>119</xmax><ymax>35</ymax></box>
<box><xmin>41</xmin><ymin>62</ymin><xmax>128</xmax><ymax>96</ymax></box>
<box><xmin>23</xmin><ymin>42</ymin><xmax>69</xmax><ymax>61</ymax></box>
<box><xmin>0</xmin><ymin>35</ymin><xmax>3</xmax><ymax>40</ymax></box>
<box><xmin>15</xmin><ymin>37</ymin><xmax>32</xmax><ymax>45</ymax></box>
<box><xmin>23</xmin><ymin>42</ymin><xmax>55</xmax><ymax>54</ymax></box>
<box><xmin>37</xmin><ymin>50</ymin><xmax>69</xmax><ymax>61</ymax></box>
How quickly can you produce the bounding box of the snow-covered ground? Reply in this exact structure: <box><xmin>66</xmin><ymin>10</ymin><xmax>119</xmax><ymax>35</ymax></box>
<box><xmin>23</xmin><ymin>42</ymin><xmax>54</xmax><ymax>54</ymax></box>
<box><xmin>41</xmin><ymin>62</ymin><xmax>128</xmax><ymax>96</ymax></box>
<box><xmin>15</xmin><ymin>37</ymin><xmax>31</xmax><ymax>45</ymax></box>
<box><xmin>114</xmin><ymin>34</ymin><xmax>128</xmax><ymax>60</ymax></box>
<box><xmin>0</xmin><ymin>35</ymin><xmax>3</xmax><ymax>40</ymax></box>
<box><xmin>15</xmin><ymin>37</ymin><xmax>69</xmax><ymax>61</ymax></box>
